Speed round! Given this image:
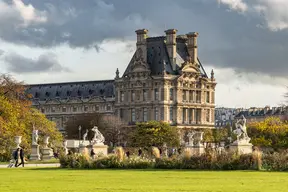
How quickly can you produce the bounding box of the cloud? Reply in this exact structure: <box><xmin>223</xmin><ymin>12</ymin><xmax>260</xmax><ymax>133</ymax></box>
<box><xmin>0</xmin><ymin>0</ymin><xmax>287</xmax><ymax>80</ymax></box>
<box><xmin>3</xmin><ymin>52</ymin><xmax>70</xmax><ymax>73</ymax></box>
<box><xmin>218</xmin><ymin>0</ymin><xmax>288</xmax><ymax>31</ymax></box>
<box><xmin>218</xmin><ymin>0</ymin><xmax>248</xmax><ymax>12</ymax></box>
<box><xmin>0</xmin><ymin>49</ymin><xmax>4</xmax><ymax>56</ymax></box>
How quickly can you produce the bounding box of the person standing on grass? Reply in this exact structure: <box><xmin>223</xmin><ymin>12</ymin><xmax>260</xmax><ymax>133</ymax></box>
<box><xmin>16</xmin><ymin>148</ymin><xmax>25</xmax><ymax>167</ymax></box>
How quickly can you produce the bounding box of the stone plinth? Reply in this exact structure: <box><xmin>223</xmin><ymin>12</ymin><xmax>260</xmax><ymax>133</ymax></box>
<box><xmin>41</xmin><ymin>148</ymin><xmax>53</xmax><ymax>160</ymax></box>
<box><xmin>30</xmin><ymin>144</ymin><xmax>40</xmax><ymax>160</ymax></box>
<box><xmin>90</xmin><ymin>144</ymin><xmax>108</xmax><ymax>156</ymax></box>
<box><xmin>185</xmin><ymin>145</ymin><xmax>205</xmax><ymax>156</ymax></box>
<box><xmin>193</xmin><ymin>144</ymin><xmax>205</xmax><ymax>156</ymax></box>
<box><xmin>79</xmin><ymin>144</ymin><xmax>88</xmax><ymax>154</ymax></box>
<box><xmin>229</xmin><ymin>141</ymin><xmax>253</xmax><ymax>155</ymax></box>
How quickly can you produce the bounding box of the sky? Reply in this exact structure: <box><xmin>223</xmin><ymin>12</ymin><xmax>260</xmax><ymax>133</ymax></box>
<box><xmin>0</xmin><ymin>0</ymin><xmax>287</xmax><ymax>108</ymax></box>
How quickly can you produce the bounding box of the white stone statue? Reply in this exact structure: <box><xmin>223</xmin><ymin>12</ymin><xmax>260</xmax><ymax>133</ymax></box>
<box><xmin>195</xmin><ymin>131</ymin><xmax>204</xmax><ymax>146</ymax></box>
<box><xmin>82</xmin><ymin>129</ymin><xmax>88</xmax><ymax>142</ymax></box>
<box><xmin>187</xmin><ymin>131</ymin><xmax>195</xmax><ymax>146</ymax></box>
<box><xmin>63</xmin><ymin>140</ymin><xmax>68</xmax><ymax>155</ymax></box>
<box><xmin>233</xmin><ymin>115</ymin><xmax>250</xmax><ymax>143</ymax></box>
<box><xmin>32</xmin><ymin>130</ymin><xmax>39</xmax><ymax>145</ymax></box>
<box><xmin>43</xmin><ymin>136</ymin><xmax>50</xmax><ymax>148</ymax></box>
<box><xmin>91</xmin><ymin>126</ymin><xmax>105</xmax><ymax>145</ymax></box>
<box><xmin>14</xmin><ymin>136</ymin><xmax>22</xmax><ymax>149</ymax></box>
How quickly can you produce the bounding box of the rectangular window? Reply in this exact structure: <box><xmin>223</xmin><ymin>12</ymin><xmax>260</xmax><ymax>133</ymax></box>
<box><xmin>107</xmin><ymin>105</ymin><xmax>111</xmax><ymax>111</ymax></box>
<box><xmin>120</xmin><ymin>91</ymin><xmax>124</xmax><ymax>102</ymax></box>
<box><xmin>52</xmin><ymin>107</ymin><xmax>56</xmax><ymax>113</ymax></box>
<box><xmin>206</xmin><ymin>92</ymin><xmax>210</xmax><ymax>103</ymax></box>
<box><xmin>169</xmin><ymin>88</ymin><xmax>173</xmax><ymax>100</ymax></box>
<box><xmin>212</xmin><ymin>92</ymin><xmax>215</xmax><ymax>103</ymax></box>
<box><xmin>84</xmin><ymin>106</ymin><xmax>88</xmax><ymax>112</ymax></box>
<box><xmin>73</xmin><ymin>107</ymin><xmax>77</xmax><ymax>112</ymax></box>
<box><xmin>96</xmin><ymin>105</ymin><xmax>99</xmax><ymax>111</ymax></box>
<box><xmin>154</xmin><ymin>88</ymin><xmax>159</xmax><ymax>100</ymax></box>
<box><xmin>143</xmin><ymin>90</ymin><xmax>147</xmax><ymax>101</ymax></box>
<box><xmin>206</xmin><ymin>109</ymin><xmax>210</xmax><ymax>122</ymax></box>
<box><xmin>196</xmin><ymin>91</ymin><xmax>201</xmax><ymax>103</ymax></box>
<box><xmin>62</xmin><ymin>107</ymin><xmax>66</xmax><ymax>112</ymax></box>
<box><xmin>41</xmin><ymin>108</ymin><xmax>45</xmax><ymax>113</ymax></box>
<box><xmin>143</xmin><ymin>108</ymin><xmax>147</xmax><ymax>122</ymax></box>
<box><xmin>120</xmin><ymin>109</ymin><xmax>124</xmax><ymax>119</ymax></box>
<box><xmin>182</xmin><ymin>108</ymin><xmax>186</xmax><ymax>124</ymax></box>
<box><xmin>189</xmin><ymin>91</ymin><xmax>193</xmax><ymax>102</ymax></box>
<box><xmin>155</xmin><ymin>108</ymin><xmax>158</xmax><ymax>120</ymax></box>
<box><xmin>131</xmin><ymin>109</ymin><xmax>135</xmax><ymax>122</ymax></box>
<box><xmin>182</xmin><ymin>90</ymin><xmax>186</xmax><ymax>101</ymax></box>
<box><xmin>131</xmin><ymin>91</ymin><xmax>135</xmax><ymax>102</ymax></box>
<box><xmin>169</xmin><ymin>107</ymin><xmax>173</xmax><ymax>121</ymax></box>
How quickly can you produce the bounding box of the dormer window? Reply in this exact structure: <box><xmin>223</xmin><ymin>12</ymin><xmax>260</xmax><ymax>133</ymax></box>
<box><xmin>67</xmin><ymin>91</ymin><xmax>71</xmax><ymax>96</ymax></box>
<box><xmin>77</xmin><ymin>90</ymin><xmax>81</xmax><ymax>96</ymax></box>
<box><xmin>45</xmin><ymin>92</ymin><xmax>50</xmax><ymax>97</ymax></box>
<box><xmin>56</xmin><ymin>91</ymin><xmax>60</xmax><ymax>97</ymax></box>
<box><xmin>35</xmin><ymin>92</ymin><xmax>39</xmax><ymax>98</ymax></box>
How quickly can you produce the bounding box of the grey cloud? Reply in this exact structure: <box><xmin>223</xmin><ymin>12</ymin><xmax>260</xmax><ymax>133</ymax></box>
<box><xmin>3</xmin><ymin>52</ymin><xmax>70</xmax><ymax>74</ymax></box>
<box><xmin>0</xmin><ymin>49</ymin><xmax>4</xmax><ymax>56</ymax></box>
<box><xmin>0</xmin><ymin>0</ymin><xmax>287</xmax><ymax>79</ymax></box>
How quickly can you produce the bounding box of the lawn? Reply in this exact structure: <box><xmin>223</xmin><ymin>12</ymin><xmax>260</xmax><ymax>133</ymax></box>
<box><xmin>0</xmin><ymin>168</ymin><xmax>287</xmax><ymax>192</ymax></box>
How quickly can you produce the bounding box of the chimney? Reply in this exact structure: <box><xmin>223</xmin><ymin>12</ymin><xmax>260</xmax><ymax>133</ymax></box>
<box><xmin>186</xmin><ymin>32</ymin><xmax>199</xmax><ymax>64</ymax></box>
<box><xmin>135</xmin><ymin>29</ymin><xmax>148</xmax><ymax>62</ymax></box>
<box><xmin>165</xmin><ymin>29</ymin><xmax>177</xmax><ymax>70</ymax></box>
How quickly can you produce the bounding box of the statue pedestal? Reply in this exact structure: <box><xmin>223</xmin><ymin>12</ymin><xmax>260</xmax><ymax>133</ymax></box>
<box><xmin>90</xmin><ymin>144</ymin><xmax>108</xmax><ymax>156</ymax></box>
<box><xmin>185</xmin><ymin>145</ymin><xmax>205</xmax><ymax>156</ymax></box>
<box><xmin>229</xmin><ymin>140</ymin><xmax>253</xmax><ymax>155</ymax></box>
<box><xmin>193</xmin><ymin>144</ymin><xmax>205</xmax><ymax>156</ymax></box>
<box><xmin>79</xmin><ymin>144</ymin><xmax>88</xmax><ymax>154</ymax></box>
<box><xmin>41</xmin><ymin>148</ymin><xmax>53</xmax><ymax>160</ymax></box>
<box><xmin>30</xmin><ymin>144</ymin><xmax>40</xmax><ymax>160</ymax></box>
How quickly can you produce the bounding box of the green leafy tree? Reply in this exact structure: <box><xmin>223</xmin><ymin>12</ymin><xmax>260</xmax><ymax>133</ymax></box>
<box><xmin>128</xmin><ymin>121</ymin><xmax>180</xmax><ymax>147</ymax></box>
<box><xmin>0</xmin><ymin>75</ymin><xmax>62</xmax><ymax>161</ymax></box>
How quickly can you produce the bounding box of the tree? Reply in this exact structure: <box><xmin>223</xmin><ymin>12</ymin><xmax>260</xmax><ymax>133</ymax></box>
<box><xmin>128</xmin><ymin>121</ymin><xmax>180</xmax><ymax>147</ymax></box>
<box><xmin>247</xmin><ymin>117</ymin><xmax>288</xmax><ymax>149</ymax></box>
<box><xmin>64</xmin><ymin>113</ymin><xmax>103</xmax><ymax>140</ymax></box>
<box><xmin>0</xmin><ymin>75</ymin><xmax>62</xmax><ymax>160</ymax></box>
<box><xmin>64</xmin><ymin>113</ymin><xmax>128</xmax><ymax>146</ymax></box>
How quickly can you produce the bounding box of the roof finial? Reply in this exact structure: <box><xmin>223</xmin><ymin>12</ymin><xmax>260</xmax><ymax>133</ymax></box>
<box><xmin>211</xmin><ymin>69</ymin><xmax>215</xmax><ymax>80</ymax></box>
<box><xmin>115</xmin><ymin>68</ymin><xmax>120</xmax><ymax>79</ymax></box>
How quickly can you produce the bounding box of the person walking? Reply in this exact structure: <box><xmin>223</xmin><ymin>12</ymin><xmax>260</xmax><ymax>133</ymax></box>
<box><xmin>16</xmin><ymin>148</ymin><xmax>25</xmax><ymax>167</ymax></box>
<box><xmin>14</xmin><ymin>148</ymin><xmax>20</xmax><ymax>167</ymax></box>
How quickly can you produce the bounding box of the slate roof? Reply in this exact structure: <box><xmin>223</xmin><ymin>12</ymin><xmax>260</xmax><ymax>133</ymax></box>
<box><xmin>123</xmin><ymin>36</ymin><xmax>208</xmax><ymax>77</ymax></box>
<box><xmin>26</xmin><ymin>80</ymin><xmax>115</xmax><ymax>101</ymax></box>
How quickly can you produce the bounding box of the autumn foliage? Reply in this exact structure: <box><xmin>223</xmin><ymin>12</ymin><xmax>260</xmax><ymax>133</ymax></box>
<box><xmin>0</xmin><ymin>75</ymin><xmax>62</xmax><ymax>160</ymax></box>
<box><xmin>248</xmin><ymin>117</ymin><xmax>288</xmax><ymax>149</ymax></box>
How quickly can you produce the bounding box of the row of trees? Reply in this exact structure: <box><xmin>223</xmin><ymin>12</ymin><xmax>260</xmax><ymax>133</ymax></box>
<box><xmin>0</xmin><ymin>75</ymin><xmax>62</xmax><ymax>160</ymax></box>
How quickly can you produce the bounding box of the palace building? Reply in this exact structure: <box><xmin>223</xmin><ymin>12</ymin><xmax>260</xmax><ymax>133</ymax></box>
<box><xmin>26</xmin><ymin>29</ymin><xmax>217</xmax><ymax>132</ymax></box>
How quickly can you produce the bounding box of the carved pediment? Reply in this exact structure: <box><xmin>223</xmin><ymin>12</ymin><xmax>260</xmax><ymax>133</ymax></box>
<box><xmin>65</xmin><ymin>97</ymin><xmax>83</xmax><ymax>104</ymax></box>
<box><xmin>88</xmin><ymin>96</ymin><xmax>105</xmax><ymax>103</ymax></box>
<box><xmin>45</xmin><ymin>99</ymin><xmax>61</xmax><ymax>104</ymax></box>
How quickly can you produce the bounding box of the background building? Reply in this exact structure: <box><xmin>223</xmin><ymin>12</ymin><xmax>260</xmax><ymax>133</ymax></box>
<box><xmin>26</xmin><ymin>29</ymin><xmax>216</xmax><ymax>131</ymax></box>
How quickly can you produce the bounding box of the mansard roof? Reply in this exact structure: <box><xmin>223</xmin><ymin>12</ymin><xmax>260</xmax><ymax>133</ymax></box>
<box><xmin>123</xmin><ymin>36</ymin><xmax>208</xmax><ymax>77</ymax></box>
<box><xmin>26</xmin><ymin>80</ymin><xmax>115</xmax><ymax>101</ymax></box>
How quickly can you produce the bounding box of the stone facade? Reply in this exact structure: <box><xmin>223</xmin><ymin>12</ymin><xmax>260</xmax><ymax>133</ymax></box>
<box><xmin>26</xmin><ymin>29</ymin><xmax>216</xmax><ymax>131</ymax></box>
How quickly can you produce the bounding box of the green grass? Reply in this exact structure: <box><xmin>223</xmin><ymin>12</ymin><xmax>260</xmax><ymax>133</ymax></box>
<box><xmin>0</xmin><ymin>168</ymin><xmax>287</xmax><ymax>192</ymax></box>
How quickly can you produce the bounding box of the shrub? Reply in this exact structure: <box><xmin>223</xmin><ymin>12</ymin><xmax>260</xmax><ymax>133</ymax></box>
<box><xmin>262</xmin><ymin>151</ymin><xmax>288</xmax><ymax>171</ymax></box>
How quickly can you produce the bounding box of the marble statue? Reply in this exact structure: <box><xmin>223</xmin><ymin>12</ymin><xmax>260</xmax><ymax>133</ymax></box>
<box><xmin>32</xmin><ymin>130</ymin><xmax>39</xmax><ymax>145</ymax></box>
<box><xmin>83</xmin><ymin>129</ymin><xmax>88</xmax><ymax>142</ymax></box>
<box><xmin>187</xmin><ymin>131</ymin><xmax>195</xmax><ymax>146</ymax></box>
<box><xmin>43</xmin><ymin>136</ymin><xmax>50</xmax><ymax>148</ymax></box>
<box><xmin>233</xmin><ymin>115</ymin><xmax>250</xmax><ymax>143</ymax></box>
<box><xmin>91</xmin><ymin>126</ymin><xmax>105</xmax><ymax>145</ymax></box>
